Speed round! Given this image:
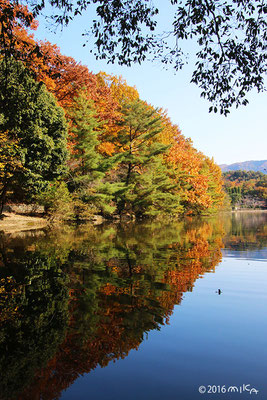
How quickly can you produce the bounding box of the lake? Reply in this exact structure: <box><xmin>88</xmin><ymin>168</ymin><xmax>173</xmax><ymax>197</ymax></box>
<box><xmin>0</xmin><ymin>212</ymin><xmax>266</xmax><ymax>400</ymax></box>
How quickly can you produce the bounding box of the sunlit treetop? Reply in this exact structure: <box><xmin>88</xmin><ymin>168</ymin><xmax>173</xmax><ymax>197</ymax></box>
<box><xmin>13</xmin><ymin>0</ymin><xmax>267</xmax><ymax>115</ymax></box>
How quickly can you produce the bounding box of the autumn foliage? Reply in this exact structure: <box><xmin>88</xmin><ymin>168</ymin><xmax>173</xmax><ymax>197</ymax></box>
<box><xmin>0</xmin><ymin>218</ymin><xmax>226</xmax><ymax>399</ymax></box>
<box><xmin>0</xmin><ymin>0</ymin><xmax>224</xmax><ymax>218</ymax></box>
<box><xmin>223</xmin><ymin>170</ymin><xmax>267</xmax><ymax>209</ymax></box>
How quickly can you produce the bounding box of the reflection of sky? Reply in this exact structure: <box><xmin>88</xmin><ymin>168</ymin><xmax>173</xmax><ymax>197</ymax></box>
<box><xmin>222</xmin><ymin>248</ymin><xmax>267</xmax><ymax>262</ymax></box>
<box><xmin>60</xmin><ymin>256</ymin><xmax>267</xmax><ymax>400</ymax></box>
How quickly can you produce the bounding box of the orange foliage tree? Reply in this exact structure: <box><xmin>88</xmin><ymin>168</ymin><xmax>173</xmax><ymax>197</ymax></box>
<box><xmin>0</xmin><ymin>1</ymin><xmax>225</xmax><ymax>217</ymax></box>
<box><xmin>166</xmin><ymin>134</ymin><xmax>224</xmax><ymax>214</ymax></box>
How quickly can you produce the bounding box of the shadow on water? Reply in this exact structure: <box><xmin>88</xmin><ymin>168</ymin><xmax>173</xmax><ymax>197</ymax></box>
<box><xmin>0</xmin><ymin>212</ymin><xmax>266</xmax><ymax>400</ymax></box>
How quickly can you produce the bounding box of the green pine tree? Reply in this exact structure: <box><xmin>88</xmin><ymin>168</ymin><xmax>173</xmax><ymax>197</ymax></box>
<box><xmin>109</xmin><ymin>99</ymin><xmax>181</xmax><ymax>218</ymax></box>
<box><xmin>67</xmin><ymin>91</ymin><xmax>115</xmax><ymax>216</ymax></box>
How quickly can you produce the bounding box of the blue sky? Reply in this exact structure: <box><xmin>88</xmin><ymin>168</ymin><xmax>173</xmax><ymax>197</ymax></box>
<box><xmin>34</xmin><ymin>7</ymin><xmax>267</xmax><ymax>165</ymax></box>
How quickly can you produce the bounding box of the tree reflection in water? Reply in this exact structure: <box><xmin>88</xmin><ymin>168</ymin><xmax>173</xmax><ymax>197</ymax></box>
<box><xmin>0</xmin><ymin>214</ymin><xmax>266</xmax><ymax>400</ymax></box>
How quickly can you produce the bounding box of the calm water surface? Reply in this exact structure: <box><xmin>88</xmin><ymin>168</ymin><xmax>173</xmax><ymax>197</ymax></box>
<box><xmin>0</xmin><ymin>212</ymin><xmax>266</xmax><ymax>400</ymax></box>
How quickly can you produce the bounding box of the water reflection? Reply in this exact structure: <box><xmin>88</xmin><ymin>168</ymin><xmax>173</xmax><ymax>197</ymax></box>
<box><xmin>222</xmin><ymin>212</ymin><xmax>267</xmax><ymax>259</ymax></box>
<box><xmin>0</xmin><ymin>248</ymin><xmax>69</xmax><ymax>400</ymax></box>
<box><xmin>0</xmin><ymin>213</ymin><xmax>266</xmax><ymax>400</ymax></box>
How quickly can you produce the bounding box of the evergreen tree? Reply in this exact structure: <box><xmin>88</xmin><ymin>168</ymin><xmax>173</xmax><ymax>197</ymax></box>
<box><xmin>67</xmin><ymin>91</ymin><xmax>115</xmax><ymax>215</ymax></box>
<box><xmin>130</xmin><ymin>156</ymin><xmax>183</xmax><ymax>218</ymax></box>
<box><xmin>109</xmin><ymin>100</ymin><xmax>181</xmax><ymax>218</ymax></box>
<box><xmin>68</xmin><ymin>91</ymin><xmax>102</xmax><ymax>187</ymax></box>
<box><xmin>227</xmin><ymin>186</ymin><xmax>242</xmax><ymax>208</ymax></box>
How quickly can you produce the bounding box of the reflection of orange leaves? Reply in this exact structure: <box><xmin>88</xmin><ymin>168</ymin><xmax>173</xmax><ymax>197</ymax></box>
<box><xmin>68</xmin><ymin>289</ymin><xmax>77</xmax><ymax>298</ymax></box>
<box><xmin>0</xmin><ymin>277</ymin><xmax>22</xmax><ymax>324</ymax></box>
<box><xmin>101</xmin><ymin>283</ymin><xmax>117</xmax><ymax>296</ymax></box>
<box><xmin>133</xmin><ymin>266</ymin><xmax>142</xmax><ymax>274</ymax></box>
<box><xmin>101</xmin><ymin>282</ymin><xmax>141</xmax><ymax>297</ymax></box>
<box><xmin>161</xmin><ymin>224</ymin><xmax>223</xmax><ymax>311</ymax></box>
<box><xmin>16</xmin><ymin>220</ymin><xmax>225</xmax><ymax>400</ymax></box>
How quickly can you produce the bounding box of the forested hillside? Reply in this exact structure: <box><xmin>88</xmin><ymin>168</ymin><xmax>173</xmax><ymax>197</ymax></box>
<box><xmin>223</xmin><ymin>171</ymin><xmax>267</xmax><ymax>210</ymax></box>
<box><xmin>0</xmin><ymin>1</ymin><xmax>225</xmax><ymax>220</ymax></box>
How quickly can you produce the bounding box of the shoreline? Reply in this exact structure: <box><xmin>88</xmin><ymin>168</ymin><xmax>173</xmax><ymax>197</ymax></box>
<box><xmin>0</xmin><ymin>212</ymin><xmax>48</xmax><ymax>234</ymax></box>
<box><xmin>231</xmin><ymin>209</ymin><xmax>267</xmax><ymax>213</ymax></box>
<box><xmin>0</xmin><ymin>208</ymin><xmax>266</xmax><ymax>234</ymax></box>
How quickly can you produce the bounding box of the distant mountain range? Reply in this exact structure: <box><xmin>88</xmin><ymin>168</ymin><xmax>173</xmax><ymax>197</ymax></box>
<box><xmin>220</xmin><ymin>160</ymin><xmax>267</xmax><ymax>174</ymax></box>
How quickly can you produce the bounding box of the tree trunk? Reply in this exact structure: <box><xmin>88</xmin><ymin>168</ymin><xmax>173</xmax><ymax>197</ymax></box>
<box><xmin>126</xmin><ymin>162</ymin><xmax>132</xmax><ymax>186</ymax></box>
<box><xmin>0</xmin><ymin>181</ymin><xmax>8</xmax><ymax>216</ymax></box>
